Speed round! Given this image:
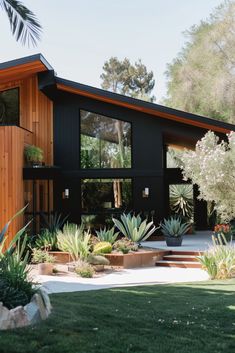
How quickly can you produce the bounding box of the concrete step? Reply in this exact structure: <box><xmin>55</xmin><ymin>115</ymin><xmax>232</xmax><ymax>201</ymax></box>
<box><xmin>163</xmin><ymin>254</ymin><xmax>200</xmax><ymax>262</ymax></box>
<box><xmin>170</xmin><ymin>251</ymin><xmax>203</xmax><ymax>256</ymax></box>
<box><xmin>155</xmin><ymin>260</ymin><xmax>202</xmax><ymax>268</ymax></box>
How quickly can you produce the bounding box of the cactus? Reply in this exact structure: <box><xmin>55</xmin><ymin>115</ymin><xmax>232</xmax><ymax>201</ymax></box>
<box><xmin>93</xmin><ymin>241</ymin><xmax>112</xmax><ymax>254</ymax></box>
<box><xmin>87</xmin><ymin>254</ymin><xmax>110</xmax><ymax>265</ymax></box>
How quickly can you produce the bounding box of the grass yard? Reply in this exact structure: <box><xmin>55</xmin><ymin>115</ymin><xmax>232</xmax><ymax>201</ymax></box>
<box><xmin>1</xmin><ymin>279</ymin><xmax>235</xmax><ymax>353</ymax></box>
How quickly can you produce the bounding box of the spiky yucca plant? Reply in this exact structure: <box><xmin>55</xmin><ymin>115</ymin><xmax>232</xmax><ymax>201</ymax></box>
<box><xmin>169</xmin><ymin>184</ymin><xmax>194</xmax><ymax>219</ymax></box>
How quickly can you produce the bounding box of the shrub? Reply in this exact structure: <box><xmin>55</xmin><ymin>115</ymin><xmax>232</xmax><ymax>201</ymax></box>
<box><xmin>198</xmin><ymin>240</ymin><xmax>235</xmax><ymax>279</ymax></box>
<box><xmin>77</xmin><ymin>232</ymin><xmax>91</xmax><ymax>260</ymax></box>
<box><xmin>93</xmin><ymin>241</ymin><xmax>112</xmax><ymax>254</ymax></box>
<box><xmin>87</xmin><ymin>254</ymin><xmax>110</xmax><ymax>266</ymax></box>
<box><xmin>0</xmin><ymin>208</ymin><xmax>36</xmax><ymax>309</ymax></box>
<box><xmin>35</xmin><ymin>228</ymin><xmax>58</xmax><ymax>251</ymax></box>
<box><xmin>180</xmin><ymin>131</ymin><xmax>235</xmax><ymax>222</ymax></box>
<box><xmin>57</xmin><ymin>223</ymin><xmax>91</xmax><ymax>261</ymax></box>
<box><xmin>213</xmin><ymin>224</ymin><xmax>233</xmax><ymax>244</ymax></box>
<box><xmin>0</xmin><ymin>236</ymin><xmax>36</xmax><ymax>309</ymax></box>
<box><xmin>113</xmin><ymin>213</ymin><xmax>157</xmax><ymax>243</ymax></box>
<box><xmin>31</xmin><ymin>249</ymin><xmax>55</xmax><ymax>263</ymax></box>
<box><xmin>24</xmin><ymin>145</ymin><xmax>43</xmax><ymax>164</ymax></box>
<box><xmin>75</xmin><ymin>261</ymin><xmax>94</xmax><ymax>278</ymax></box>
<box><xmin>40</xmin><ymin>212</ymin><xmax>69</xmax><ymax>234</ymax></box>
<box><xmin>113</xmin><ymin>239</ymin><xmax>138</xmax><ymax>253</ymax></box>
<box><xmin>96</xmin><ymin>227</ymin><xmax>119</xmax><ymax>244</ymax></box>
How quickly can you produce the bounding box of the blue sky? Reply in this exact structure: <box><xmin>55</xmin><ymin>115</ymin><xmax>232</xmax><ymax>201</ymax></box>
<box><xmin>1</xmin><ymin>0</ymin><xmax>223</xmax><ymax>102</ymax></box>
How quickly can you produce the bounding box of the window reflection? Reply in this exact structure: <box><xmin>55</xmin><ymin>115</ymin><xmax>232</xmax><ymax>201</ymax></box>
<box><xmin>81</xmin><ymin>178</ymin><xmax>132</xmax><ymax>211</ymax></box>
<box><xmin>80</xmin><ymin>110</ymin><xmax>131</xmax><ymax>169</ymax></box>
<box><xmin>0</xmin><ymin>88</ymin><xmax>19</xmax><ymax>125</ymax></box>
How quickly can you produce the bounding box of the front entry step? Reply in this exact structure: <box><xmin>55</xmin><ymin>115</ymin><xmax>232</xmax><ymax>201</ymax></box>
<box><xmin>155</xmin><ymin>251</ymin><xmax>203</xmax><ymax>269</ymax></box>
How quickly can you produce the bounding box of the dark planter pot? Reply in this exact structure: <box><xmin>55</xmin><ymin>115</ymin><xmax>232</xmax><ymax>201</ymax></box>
<box><xmin>165</xmin><ymin>236</ymin><xmax>183</xmax><ymax>247</ymax></box>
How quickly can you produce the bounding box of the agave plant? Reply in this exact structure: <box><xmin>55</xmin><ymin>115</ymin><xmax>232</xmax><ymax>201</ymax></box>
<box><xmin>40</xmin><ymin>212</ymin><xmax>69</xmax><ymax>234</ymax></box>
<box><xmin>112</xmin><ymin>213</ymin><xmax>157</xmax><ymax>243</ymax></box>
<box><xmin>96</xmin><ymin>227</ymin><xmax>119</xmax><ymax>244</ymax></box>
<box><xmin>160</xmin><ymin>216</ymin><xmax>190</xmax><ymax>238</ymax></box>
<box><xmin>35</xmin><ymin>228</ymin><xmax>58</xmax><ymax>251</ymax></box>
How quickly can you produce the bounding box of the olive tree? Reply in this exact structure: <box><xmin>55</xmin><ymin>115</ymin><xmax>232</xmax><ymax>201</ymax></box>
<box><xmin>180</xmin><ymin>131</ymin><xmax>235</xmax><ymax>222</ymax></box>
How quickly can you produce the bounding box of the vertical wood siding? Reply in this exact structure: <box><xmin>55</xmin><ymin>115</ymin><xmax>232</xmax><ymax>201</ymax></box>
<box><xmin>0</xmin><ymin>74</ymin><xmax>53</xmax><ymax>245</ymax></box>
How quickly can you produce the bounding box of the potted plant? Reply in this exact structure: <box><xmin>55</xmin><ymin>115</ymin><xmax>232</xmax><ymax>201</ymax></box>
<box><xmin>160</xmin><ymin>216</ymin><xmax>190</xmax><ymax>246</ymax></box>
<box><xmin>24</xmin><ymin>145</ymin><xmax>44</xmax><ymax>167</ymax></box>
<box><xmin>32</xmin><ymin>248</ymin><xmax>55</xmax><ymax>275</ymax></box>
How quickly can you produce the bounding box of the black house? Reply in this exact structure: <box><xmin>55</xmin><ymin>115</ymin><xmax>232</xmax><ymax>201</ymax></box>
<box><xmin>1</xmin><ymin>54</ymin><xmax>234</xmax><ymax>239</ymax></box>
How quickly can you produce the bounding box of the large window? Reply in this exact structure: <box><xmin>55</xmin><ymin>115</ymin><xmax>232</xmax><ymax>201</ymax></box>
<box><xmin>0</xmin><ymin>88</ymin><xmax>19</xmax><ymax>125</ymax></box>
<box><xmin>81</xmin><ymin>178</ymin><xmax>132</xmax><ymax>211</ymax></box>
<box><xmin>80</xmin><ymin>110</ymin><xmax>131</xmax><ymax>169</ymax></box>
<box><xmin>81</xmin><ymin>178</ymin><xmax>132</xmax><ymax>229</ymax></box>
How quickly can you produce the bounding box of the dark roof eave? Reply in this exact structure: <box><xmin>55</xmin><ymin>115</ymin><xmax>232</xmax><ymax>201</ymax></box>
<box><xmin>55</xmin><ymin>76</ymin><xmax>235</xmax><ymax>133</ymax></box>
<box><xmin>0</xmin><ymin>53</ymin><xmax>53</xmax><ymax>71</ymax></box>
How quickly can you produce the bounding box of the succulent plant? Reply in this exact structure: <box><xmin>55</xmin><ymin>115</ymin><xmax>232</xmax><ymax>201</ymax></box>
<box><xmin>87</xmin><ymin>254</ymin><xmax>110</xmax><ymax>266</ymax></box>
<box><xmin>96</xmin><ymin>227</ymin><xmax>119</xmax><ymax>244</ymax></box>
<box><xmin>113</xmin><ymin>213</ymin><xmax>157</xmax><ymax>243</ymax></box>
<box><xmin>160</xmin><ymin>216</ymin><xmax>190</xmax><ymax>238</ymax></box>
<box><xmin>93</xmin><ymin>241</ymin><xmax>112</xmax><ymax>254</ymax></box>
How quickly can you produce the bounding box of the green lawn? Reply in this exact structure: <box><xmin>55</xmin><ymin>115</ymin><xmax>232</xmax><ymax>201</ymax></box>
<box><xmin>1</xmin><ymin>279</ymin><xmax>235</xmax><ymax>353</ymax></box>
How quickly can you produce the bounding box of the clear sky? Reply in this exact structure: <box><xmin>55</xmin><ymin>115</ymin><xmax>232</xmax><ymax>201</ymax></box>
<box><xmin>1</xmin><ymin>0</ymin><xmax>224</xmax><ymax>102</ymax></box>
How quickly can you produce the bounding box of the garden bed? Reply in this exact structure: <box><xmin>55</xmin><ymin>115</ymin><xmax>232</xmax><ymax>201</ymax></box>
<box><xmin>48</xmin><ymin>251</ymin><xmax>71</xmax><ymax>263</ymax></box>
<box><xmin>104</xmin><ymin>248</ymin><xmax>165</xmax><ymax>268</ymax></box>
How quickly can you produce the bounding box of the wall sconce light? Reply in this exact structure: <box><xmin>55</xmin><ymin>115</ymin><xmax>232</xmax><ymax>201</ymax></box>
<box><xmin>142</xmin><ymin>187</ymin><xmax>149</xmax><ymax>198</ymax></box>
<box><xmin>63</xmin><ymin>188</ymin><xmax>69</xmax><ymax>199</ymax></box>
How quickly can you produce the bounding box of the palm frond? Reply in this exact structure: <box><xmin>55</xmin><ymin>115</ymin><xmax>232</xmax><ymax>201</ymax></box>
<box><xmin>1</xmin><ymin>0</ymin><xmax>41</xmax><ymax>46</ymax></box>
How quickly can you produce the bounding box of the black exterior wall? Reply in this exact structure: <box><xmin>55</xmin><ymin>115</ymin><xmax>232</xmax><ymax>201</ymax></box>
<box><xmin>52</xmin><ymin>89</ymin><xmax>218</xmax><ymax>229</ymax></box>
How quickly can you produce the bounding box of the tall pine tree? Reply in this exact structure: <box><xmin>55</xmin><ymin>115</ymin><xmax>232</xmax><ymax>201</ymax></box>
<box><xmin>100</xmin><ymin>57</ymin><xmax>155</xmax><ymax>102</ymax></box>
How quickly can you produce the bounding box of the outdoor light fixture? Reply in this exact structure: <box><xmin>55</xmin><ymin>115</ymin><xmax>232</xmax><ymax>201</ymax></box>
<box><xmin>142</xmin><ymin>187</ymin><xmax>149</xmax><ymax>198</ymax></box>
<box><xmin>63</xmin><ymin>188</ymin><xmax>69</xmax><ymax>199</ymax></box>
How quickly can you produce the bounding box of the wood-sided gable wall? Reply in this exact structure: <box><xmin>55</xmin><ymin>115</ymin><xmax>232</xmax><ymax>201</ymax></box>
<box><xmin>0</xmin><ymin>74</ymin><xmax>53</xmax><ymax>246</ymax></box>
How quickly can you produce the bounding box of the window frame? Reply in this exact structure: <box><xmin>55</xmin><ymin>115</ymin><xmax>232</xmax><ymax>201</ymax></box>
<box><xmin>0</xmin><ymin>87</ymin><xmax>20</xmax><ymax>126</ymax></box>
<box><xmin>80</xmin><ymin>177</ymin><xmax>133</xmax><ymax>213</ymax></box>
<box><xmin>79</xmin><ymin>109</ymin><xmax>133</xmax><ymax>170</ymax></box>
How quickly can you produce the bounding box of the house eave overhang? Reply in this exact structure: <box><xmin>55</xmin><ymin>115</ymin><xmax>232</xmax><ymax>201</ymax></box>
<box><xmin>55</xmin><ymin>77</ymin><xmax>235</xmax><ymax>134</ymax></box>
<box><xmin>0</xmin><ymin>54</ymin><xmax>53</xmax><ymax>84</ymax></box>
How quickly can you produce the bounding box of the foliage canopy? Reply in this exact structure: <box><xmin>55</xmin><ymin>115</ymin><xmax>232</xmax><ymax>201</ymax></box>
<box><xmin>165</xmin><ymin>0</ymin><xmax>235</xmax><ymax>124</ymax></box>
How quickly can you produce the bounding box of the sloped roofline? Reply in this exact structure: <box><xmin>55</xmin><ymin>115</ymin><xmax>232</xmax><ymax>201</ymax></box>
<box><xmin>1</xmin><ymin>54</ymin><xmax>235</xmax><ymax>134</ymax></box>
<box><xmin>0</xmin><ymin>53</ymin><xmax>53</xmax><ymax>71</ymax></box>
<box><xmin>55</xmin><ymin>76</ymin><xmax>235</xmax><ymax>134</ymax></box>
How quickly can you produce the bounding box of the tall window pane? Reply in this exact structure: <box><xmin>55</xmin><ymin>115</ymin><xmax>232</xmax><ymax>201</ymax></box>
<box><xmin>166</xmin><ymin>145</ymin><xmax>185</xmax><ymax>168</ymax></box>
<box><xmin>80</xmin><ymin>110</ymin><xmax>131</xmax><ymax>168</ymax></box>
<box><xmin>0</xmin><ymin>88</ymin><xmax>19</xmax><ymax>125</ymax></box>
<box><xmin>81</xmin><ymin>178</ymin><xmax>132</xmax><ymax>211</ymax></box>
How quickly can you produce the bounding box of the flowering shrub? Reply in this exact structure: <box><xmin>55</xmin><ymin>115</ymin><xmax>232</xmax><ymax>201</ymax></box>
<box><xmin>180</xmin><ymin>131</ymin><xmax>235</xmax><ymax>222</ymax></box>
<box><xmin>213</xmin><ymin>224</ymin><xmax>233</xmax><ymax>244</ymax></box>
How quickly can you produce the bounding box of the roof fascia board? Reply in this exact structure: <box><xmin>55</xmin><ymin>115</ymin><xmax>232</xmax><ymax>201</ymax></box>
<box><xmin>55</xmin><ymin>77</ymin><xmax>235</xmax><ymax>134</ymax></box>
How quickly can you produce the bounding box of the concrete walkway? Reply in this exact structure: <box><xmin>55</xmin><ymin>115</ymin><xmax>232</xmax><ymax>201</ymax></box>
<box><xmin>34</xmin><ymin>232</ymin><xmax>220</xmax><ymax>294</ymax></box>
<box><xmin>142</xmin><ymin>231</ymin><xmax>213</xmax><ymax>252</ymax></box>
<box><xmin>35</xmin><ymin>266</ymin><xmax>209</xmax><ymax>294</ymax></box>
